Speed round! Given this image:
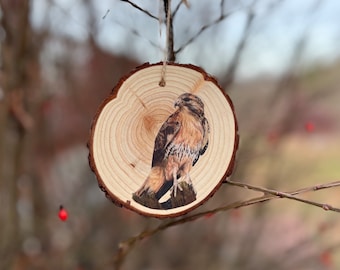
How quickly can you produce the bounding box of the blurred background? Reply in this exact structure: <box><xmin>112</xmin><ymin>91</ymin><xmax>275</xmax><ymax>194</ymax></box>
<box><xmin>1</xmin><ymin>0</ymin><xmax>340</xmax><ymax>269</ymax></box>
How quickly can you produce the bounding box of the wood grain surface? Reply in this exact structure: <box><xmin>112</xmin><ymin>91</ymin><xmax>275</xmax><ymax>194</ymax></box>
<box><xmin>88</xmin><ymin>62</ymin><xmax>238</xmax><ymax>218</ymax></box>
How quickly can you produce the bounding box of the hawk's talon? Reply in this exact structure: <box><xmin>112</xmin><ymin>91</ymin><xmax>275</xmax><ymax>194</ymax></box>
<box><xmin>184</xmin><ymin>174</ymin><xmax>192</xmax><ymax>185</ymax></box>
<box><xmin>172</xmin><ymin>177</ymin><xmax>183</xmax><ymax>197</ymax></box>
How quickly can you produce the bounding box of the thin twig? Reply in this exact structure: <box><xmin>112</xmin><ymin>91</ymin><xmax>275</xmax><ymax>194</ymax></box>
<box><xmin>120</xmin><ymin>0</ymin><xmax>158</xmax><ymax>20</ymax></box>
<box><xmin>175</xmin><ymin>9</ymin><xmax>236</xmax><ymax>54</ymax></box>
<box><xmin>172</xmin><ymin>1</ymin><xmax>182</xmax><ymax>17</ymax></box>
<box><xmin>113</xmin><ymin>195</ymin><xmax>270</xmax><ymax>269</ymax></box>
<box><xmin>112</xmin><ymin>18</ymin><xmax>160</xmax><ymax>49</ymax></box>
<box><xmin>224</xmin><ymin>1</ymin><xmax>256</xmax><ymax>89</ymax></box>
<box><xmin>224</xmin><ymin>179</ymin><xmax>340</xmax><ymax>212</ymax></box>
<box><xmin>113</xmin><ymin>179</ymin><xmax>340</xmax><ymax>269</ymax></box>
<box><xmin>173</xmin><ymin>0</ymin><xmax>189</xmax><ymax>17</ymax></box>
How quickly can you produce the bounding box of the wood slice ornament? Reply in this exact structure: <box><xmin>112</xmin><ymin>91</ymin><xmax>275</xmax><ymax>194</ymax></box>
<box><xmin>88</xmin><ymin>62</ymin><xmax>238</xmax><ymax>218</ymax></box>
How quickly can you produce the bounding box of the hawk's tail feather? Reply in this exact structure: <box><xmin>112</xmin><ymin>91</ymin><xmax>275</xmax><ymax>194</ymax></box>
<box><xmin>134</xmin><ymin>166</ymin><xmax>165</xmax><ymax>196</ymax></box>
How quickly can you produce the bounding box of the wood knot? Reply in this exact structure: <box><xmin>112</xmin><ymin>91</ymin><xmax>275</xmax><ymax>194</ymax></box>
<box><xmin>159</xmin><ymin>78</ymin><xmax>166</xmax><ymax>87</ymax></box>
<box><xmin>142</xmin><ymin>114</ymin><xmax>158</xmax><ymax>133</ymax></box>
<box><xmin>129</xmin><ymin>162</ymin><xmax>136</xmax><ymax>168</ymax></box>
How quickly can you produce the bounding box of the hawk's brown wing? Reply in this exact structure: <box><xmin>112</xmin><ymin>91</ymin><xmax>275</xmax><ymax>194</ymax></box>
<box><xmin>193</xmin><ymin>116</ymin><xmax>209</xmax><ymax>166</ymax></box>
<box><xmin>152</xmin><ymin>111</ymin><xmax>181</xmax><ymax>167</ymax></box>
<box><xmin>200</xmin><ymin>116</ymin><xmax>209</xmax><ymax>155</ymax></box>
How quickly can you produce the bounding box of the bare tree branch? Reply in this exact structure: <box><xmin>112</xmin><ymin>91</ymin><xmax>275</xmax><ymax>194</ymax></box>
<box><xmin>112</xmin><ymin>179</ymin><xmax>340</xmax><ymax>269</ymax></box>
<box><xmin>120</xmin><ymin>0</ymin><xmax>158</xmax><ymax>20</ymax></box>
<box><xmin>175</xmin><ymin>10</ymin><xmax>233</xmax><ymax>54</ymax></box>
<box><xmin>223</xmin><ymin>5</ymin><xmax>255</xmax><ymax>89</ymax></box>
<box><xmin>163</xmin><ymin>0</ymin><xmax>175</xmax><ymax>61</ymax></box>
<box><xmin>224</xmin><ymin>179</ymin><xmax>340</xmax><ymax>212</ymax></box>
<box><xmin>173</xmin><ymin>0</ymin><xmax>190</xmax><ymax>17</ymax></box>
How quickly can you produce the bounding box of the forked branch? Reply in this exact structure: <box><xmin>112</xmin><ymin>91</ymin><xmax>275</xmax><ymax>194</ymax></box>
<box><xmin>113</xmin><ymin>179</ymin><xmax>340</xmax><ymax>269</ymax></box>
<box><xmin>224</xmin><ymin>179</ymin><xmax>340</xmax><ymax>212</ymax></box>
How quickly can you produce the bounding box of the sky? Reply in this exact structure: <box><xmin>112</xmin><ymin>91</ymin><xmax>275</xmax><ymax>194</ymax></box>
<box><xmin>31</xmin><ymin>0</ymin><xmax>340</xmax><ymax>80</ymax></box>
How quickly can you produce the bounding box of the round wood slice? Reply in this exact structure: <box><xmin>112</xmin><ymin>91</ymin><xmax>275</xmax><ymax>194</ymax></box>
<box><xmin>88</xmin><ymin>62</ymin><xmax>238</xmax><ymax>218</ymax></box>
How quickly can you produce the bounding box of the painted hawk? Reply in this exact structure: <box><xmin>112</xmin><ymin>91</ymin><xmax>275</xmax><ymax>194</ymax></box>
<box><xmin>134</xmin><ymin>93</ymin><xmax>209</xmax><ymax>202</ymax></box>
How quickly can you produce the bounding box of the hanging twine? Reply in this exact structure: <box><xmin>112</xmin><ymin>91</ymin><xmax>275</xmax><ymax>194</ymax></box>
<box><xmin>159</xmin><ymin>0</ymin><xmax>172</xmax><ymax>87</ymax></box>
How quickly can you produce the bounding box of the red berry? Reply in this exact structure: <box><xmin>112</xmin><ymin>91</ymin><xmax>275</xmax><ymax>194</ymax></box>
<box><xmin>320</xmin><ymin>251</ymin><xmax>332</xmax><ymax>267</ymax></box>
<box><xmin>58</xmin><ymin>205</ymin><xmax>68</xmax><ymax>221</ymax></box>
<box><xmin>267</xmin><ymin>130</ymin><xmax>279</xmax><ymax>144</ymax></box>
<box><xmin>305</xmin><ymin>121</ymin><xmax>315</xmax><ymax>132</ymax></box>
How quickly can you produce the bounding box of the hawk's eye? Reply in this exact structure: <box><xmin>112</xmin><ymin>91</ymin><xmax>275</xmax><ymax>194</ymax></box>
<box><xmin>183</xmin><ymin>97</ymin><xmax>191</xmax><ymax>102</ymax></box>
